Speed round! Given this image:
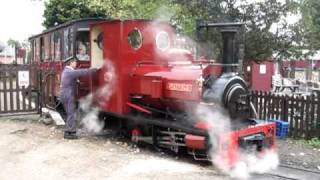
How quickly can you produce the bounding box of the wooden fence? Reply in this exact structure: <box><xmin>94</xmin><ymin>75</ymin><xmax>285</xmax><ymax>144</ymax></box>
<box><xmin>251</xmin><ymin>91</ymin><xmax>320</xmax><ymax>139</ymax></box>
<box><xmin>0</xmin><ymin>64</ymin><xmax>41</xmax><ymax>115</ymax></box>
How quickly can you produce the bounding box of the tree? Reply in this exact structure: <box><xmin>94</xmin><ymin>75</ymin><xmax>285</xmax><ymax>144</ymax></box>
<box><xmin>7</xmin><ymin>39</ymin><xmax>21</xmax><ymax>49</ymax></box>
<box><xmin>172</xmin><ymin>0</ymin><xmax>298</xmax><ymax>61</ymax></box>
<box><xmin>299</xmin><ymin>0</ymin><xmax>320</xmax><ymax>52</ymax></box>
<box><xmin>43</xmin><ymin>0</ymin><xmax>109</xmax><ymax>28</ymax></box>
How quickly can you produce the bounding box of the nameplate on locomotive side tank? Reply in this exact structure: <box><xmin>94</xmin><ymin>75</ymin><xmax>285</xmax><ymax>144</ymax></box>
<box><xmin>166</xmin><ymin>82</ymin><xmax>193</xmax><ymax>92</ymax></box>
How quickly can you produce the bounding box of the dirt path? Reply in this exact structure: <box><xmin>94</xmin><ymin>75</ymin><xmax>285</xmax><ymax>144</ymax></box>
<box><xmin>0</xmin><ymin>116</ymin><xmax>221</xmax><ymax>180</ymax></box>
<box><xmin>1</xmin><ymin>115</ymin><xmax>319</xmax><ymax>180</ymax></box>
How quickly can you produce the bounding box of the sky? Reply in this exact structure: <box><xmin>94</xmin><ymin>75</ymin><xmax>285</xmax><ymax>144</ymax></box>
<box><xmin>0</xmin><ymin>0</ymin><xmax>45</xmax><ymax>44</ymax></box>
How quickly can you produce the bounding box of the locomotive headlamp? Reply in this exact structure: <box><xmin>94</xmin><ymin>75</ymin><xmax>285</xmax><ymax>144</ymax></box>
<box><xmin>156</xmin><ymin>31</ymin><xmax>169</xmax><ymax>50</ymax></box>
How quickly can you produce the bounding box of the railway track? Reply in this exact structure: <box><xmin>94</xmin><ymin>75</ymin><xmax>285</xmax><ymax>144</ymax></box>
<box><xmin>255</xmin><ymin>164</ymin><xmax>320</xmax><ymax>180</ymax></box>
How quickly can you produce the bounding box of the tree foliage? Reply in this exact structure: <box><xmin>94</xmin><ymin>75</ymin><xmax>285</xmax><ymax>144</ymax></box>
<box><xmin>299</xmin><ymin>0</ymin><xmax>320</xmax><ymax>52</ymax></box>
<box><xmin>172</xmin><ymin>0</ymin><xmax>298</xmax><ymax>61</ymax></box>
<box><xmin>7</xmin><ymin>39</ymin><xmax>21</xmax><ymax>49</ymax></box>
<box><xmin>43</xmin><ymin>0</ymin><xmax>109</xmax><ymax>28</ymax></box>
<box><xmin>43</xmin><ymin>0</ymin><xmax>301</xmax><ymax>61</ymax></box>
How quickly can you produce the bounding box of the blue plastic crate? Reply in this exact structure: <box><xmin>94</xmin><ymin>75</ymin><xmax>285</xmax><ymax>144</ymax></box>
<box><xmin>267</xmin><ymin>119</ymin><xmax>289</xmax><ymax>138</ymax></box>
<box><xmin>276</xmin><ymin>121</ymin><xmax>288</xmax><ymax>138</ymax></box>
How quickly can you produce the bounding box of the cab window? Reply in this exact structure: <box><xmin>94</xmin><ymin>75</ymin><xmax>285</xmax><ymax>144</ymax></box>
<box><xmin>128</xmin><ymin>28</ymin><xmax>142</xmax><ymax>50</ymax></box>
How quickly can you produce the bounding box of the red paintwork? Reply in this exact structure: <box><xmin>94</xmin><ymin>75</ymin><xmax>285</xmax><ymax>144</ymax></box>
<box><xmin>216</xmin><ymin>122</ymin><xmax>276</xmax><ymax>166</ymax></box>
<box><xmin>192</xmin><ymin>120</ymin><xmax>276</xmax><ymax>166</ymax></box>
<box><xmin>131</xmin><ymin>128</ymin><xmax>142</xmax><ymax>143</ymax></box>
<box><xmin>202</xmin><ymin>64</ymin><xmax>223</xmax><ymax>77</ymax></box>
<box><xmin>126</xmin><ymin>102</ymin><xmax>152</xmax><ymax>114</ymax></box>
<box><xmin>185</xmin><ymin>134</ymin><xmax>206</xmax><ymax>149</ymax></box>
<box><xmin>194</xmin><ymin>121</ymin><xmax>214</xmax><ymax>130</ymax></box>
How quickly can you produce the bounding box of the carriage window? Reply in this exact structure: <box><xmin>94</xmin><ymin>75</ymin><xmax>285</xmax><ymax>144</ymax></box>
<box><xmin>44</xmin><ymin>35</ymin><xmax>50</xmax><ymax>60</ymax></box>
<box><xmin>36</xmin><ymin>38</ymin><xmax>40</xmax><ymax>62</ymax></box>
<box><xmin>31</xmin><ymin>40</ymin><xmax>34</xmax><ymax>63</ymax></box>
<box><xmin>50</xmin><ymin>34</ymin><xmax>55</xmax><ymax>60</ymax></box>
<box><xmin>63</xmin><ymin>28</ymin><xmax>73</xmax><ymax>59</ymax></box>
<box><xmin>76</xmin><ymin>31</ymin><xmax>90</xmax><ymax>61</ymax></box>
<box><xmin>128</xmin><ymin>28</ymin><xmax>142</xmax><ymax>50</ymax></box>
<box><xmin>40</xmin><ymin>37</ymin><xmax>45</xmax><ymax>61</ymax></box>
<box><xmin>28</xmin><ymin>40</ymin><xmax>35</xmax><ymax>64</ymax></box>
<box><xmin>54</xmin><ymin>31</ymin><xmax>61</xmax><ymax>61</ymax></box>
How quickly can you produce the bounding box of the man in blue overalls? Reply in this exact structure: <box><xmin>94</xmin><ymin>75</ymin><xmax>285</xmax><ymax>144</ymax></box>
<box><xmin>60</xmin><ymin>58</ymin><xmax>97</xmax><ymax>139</ymax></box>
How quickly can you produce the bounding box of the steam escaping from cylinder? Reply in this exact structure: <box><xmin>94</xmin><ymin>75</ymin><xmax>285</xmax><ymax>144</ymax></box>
<box><xmin>196</xmin><ymin>105</ymin><xmax>230</xmax><ymax>149</ymax></box>
<box><xmin>78</xmin><ymin>60</ymin><xmax>116</xmax><ymax>135</ymax></box>
<box><xmin>195</xmin><ymin>104</ymin><xmax>279</xmax><ymax>179</ymax></box>
<box><xmin>230</xmin><ymin>150</ymin><xmax>279</xmax><ymax>179</ymax></box>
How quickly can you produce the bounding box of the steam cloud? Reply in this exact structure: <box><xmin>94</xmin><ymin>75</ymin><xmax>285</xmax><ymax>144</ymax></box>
<box><xmin>78</xmin><ymin>60</ymin><xmax>116</xmax><ymax>135</ymax></box>
<box><xmin>195</xmin><ymin>105</ymin><xmax>279</xmax><ymax>179</ymax></box>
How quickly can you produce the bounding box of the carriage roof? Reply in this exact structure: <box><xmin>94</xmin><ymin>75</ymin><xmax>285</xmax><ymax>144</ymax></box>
<box><xmin>28</xmin><ymin>18</ymin><xmax>108</xmax><ymax>40</ymax></box>
<box><xmin>28</xmin><ymin>18</ymin><xmax>174</xmax><ymax>40</ymax></box>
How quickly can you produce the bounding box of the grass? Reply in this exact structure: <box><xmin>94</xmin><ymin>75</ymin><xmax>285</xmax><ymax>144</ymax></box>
<box><xmin>306</xmin><ymin>138</ymin><xmax>320</xmax><ymax>148</ymax></box>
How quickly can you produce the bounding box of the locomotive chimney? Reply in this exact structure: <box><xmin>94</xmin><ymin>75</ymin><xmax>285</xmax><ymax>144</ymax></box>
<box><xmin>195</xmin><ymin>20</ymin><xmax>243</xmax><ymax>73</ymax></box>
<box><xmin>220</xmin><ymin>27</ymin><xmax>237</xmax><ymax>73</ymax></box>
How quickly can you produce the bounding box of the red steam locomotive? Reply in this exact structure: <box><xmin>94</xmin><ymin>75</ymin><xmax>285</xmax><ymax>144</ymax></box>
<box><xmin>29</xmin><ymin>18</ymin><xmax>275</xmax><ymax>166</ymax></box>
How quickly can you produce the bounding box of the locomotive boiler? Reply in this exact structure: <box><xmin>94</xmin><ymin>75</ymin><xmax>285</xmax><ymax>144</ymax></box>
<box><xmin>29</xmin><ymin>18</ymin><xmax>275</xmax><ymax>166</ymax></box>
